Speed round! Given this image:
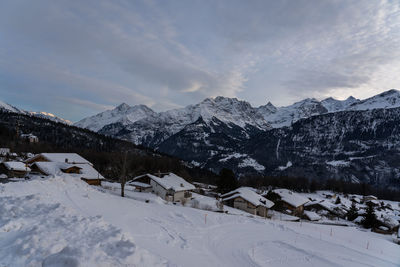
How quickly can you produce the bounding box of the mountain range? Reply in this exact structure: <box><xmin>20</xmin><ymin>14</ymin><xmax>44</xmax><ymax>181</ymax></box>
<box><xmin>0</xmin><ymin>100</ymin><xmax>72</xmax><ymax>125</ymax></box>
<box><xmin>3</xmin><ymin>89</ymin><xmax>400</xmax><ymax>188</ymax></box>
<box><xmin>73</xmin><ymin>89</ymin><xmax>400</xmax><ymax>189</ymax></box>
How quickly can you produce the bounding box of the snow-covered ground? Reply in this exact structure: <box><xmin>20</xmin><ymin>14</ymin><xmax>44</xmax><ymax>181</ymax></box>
<box><xmin>1</xmin><ymin>177</ymin><xmax>399</xmax><ymax>267</ymax></box>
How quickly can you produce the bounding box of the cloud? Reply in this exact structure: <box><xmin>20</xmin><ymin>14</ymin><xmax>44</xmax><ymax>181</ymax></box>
<box><xmin>1</xmin><ymin>0</ymin><xmax>400</xmax><ymax>119</ymax></box>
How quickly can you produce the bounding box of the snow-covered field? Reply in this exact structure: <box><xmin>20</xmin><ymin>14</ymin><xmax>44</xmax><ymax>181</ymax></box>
<box><xmin>1</xmin><ymin>177</ymin><xmax>399</xmax><ymax>267</ymax></box>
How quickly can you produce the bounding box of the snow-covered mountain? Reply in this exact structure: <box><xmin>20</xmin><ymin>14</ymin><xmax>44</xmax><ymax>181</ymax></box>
<box><xmin>321</xmin><ymin>96</ymin><xmax>360</xmax><ymax>112</ymax></box>
<box><xmin>347</xmin><ymin>89</ymin><xmax>400</xmax><ymax>111</ymax></box>
<box><xmin>77</xmin><ymin>97</ymin><xmax>272</xmax><ymax>146</ymax></box>
<box><xmin>75</xmin><ymin>103</ymin><xmax>156</xmax><ymax>132</ymax></box>
<box><xmin>257</xmin><ymin>98</ymin><xmax>328</xmax><ymax>128</ymax></box>
<box><xmin>0</xmin><ymin>100</ymin><xmax>26</xmax><ymax>114</ymax></box>
<box><xmin>0</xmin><ymin>100</ymin><xmax>71</xmax><ymax>125</ymax></box>
<box><xmin>28</xmin><ymin>111</ymin><xmax>72</xmax><ymax>125</ymax></box>
<box><xmin>75</xmin><ymin>89</ymin><xmax>400</xmax><ymax>147</ymax></box>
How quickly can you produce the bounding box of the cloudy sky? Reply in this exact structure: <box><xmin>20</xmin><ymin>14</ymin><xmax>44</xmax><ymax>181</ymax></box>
<box><xmin>1</xmin><ymin>0</ymin><xmax>400</xmax><ymax>121</ymax></box>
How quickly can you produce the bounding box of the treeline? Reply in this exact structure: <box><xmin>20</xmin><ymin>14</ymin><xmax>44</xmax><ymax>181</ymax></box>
<box><xmin>239</xmin><ymin>175</ymin><xmax>400</xmax><ymax>201</ymax></box>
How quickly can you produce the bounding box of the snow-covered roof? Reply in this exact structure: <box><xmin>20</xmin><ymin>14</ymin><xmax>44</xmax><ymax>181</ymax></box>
<box><xmin>32</xmin><ymin>162</ymin><xmax>63</xmax><ymax>176</ymax></box>
<box><xmin>363</xmin><ymin>195</ymin><xmax>378</xmax><ymax>200</ymax></box>
<box><xmin>127</xmin><ymin>181</ymin><xmax>152</xmax><ymax>188</ymax></box>
<box><xmin>27</xmin><ymin>153</ymin><xmax>92</xmax><ymax>165</ymax></box>
<box><xmin>272</xmin><ymin>189</ymin><xmax>309</xmax><ymax>208</ymax></box>
<box><xmin>2</xmin><ymin>162</ymin><xmax>31</xmax><ymax>172</ymax></box>
<box><xmin>303</xmin><ymin>211</ymin><xmax>321</xmax><ymax>221</ymax></box>
<box><xmin>133</xmin><ymin>173</ymin><xmax>195</xmax><ymax>192</ymax></box>
<box><xmin>222</xmin><ymin>187</ymin><xmax>274</xmax><ymax>208</ymax></box>
<box><xmin>32</xmin><ymin>162</ymin><xmax>104</xmax><ymax>180</ymax></box>
<box><xmin>77</xmin><ymin>164</ymin><xmax>104</xmax><ymax>180</ymax></box>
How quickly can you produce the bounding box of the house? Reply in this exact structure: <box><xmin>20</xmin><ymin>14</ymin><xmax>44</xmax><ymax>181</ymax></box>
<box><xmin>20</xmin><ymin>133</ymin><xmax>39</xmax><ymax>143</ymax></box>
<box><xmin>26</xmin><ymin>153</ymin><xmax>104</xmax><ymax>185</ymax></box>
<box><xmin>0</xmin><ymin>148</ymin><xmax>10</xmax><ymax>156</ymax></box>
<box><xmin>363</xmin><ymin>195</ymin><xmax>378</xmax><ymax>202</ymax></box>
<box><xmin>304</xmin><ymin>199</ymin><xmax>347</xmax><ymax>218</ymax></box>
<box><xmin>192</xmin><ymin>182</ymin><xmax>218</xmax><ymax>197</ymax></box>
<box><xmin>127</xmin><ymin>173</ymin><xmax>195</xmax><ymax>202</ymax></box>
<box><xmin>0</xmin><ymin>162</ymin><xmax>31</xmax><ymax>178</ymax></box>
<box><xmin>222</xmin><ymin>187</ymin><xmax>274</xmax><ymax>217</ymax></box>
<box><xmin>26</xmin><ymin>153</ymin><xmax>92</xmax><ymax>165</ymax></box>
<box><xmin>263</xmin><ymin>189</ymin><xmax>309</xmax><ymax>216</ymax></box>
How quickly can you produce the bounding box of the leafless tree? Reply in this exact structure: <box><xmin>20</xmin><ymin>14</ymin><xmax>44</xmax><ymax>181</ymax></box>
<box><xmin>120</xmin><ymin>151</ymin><xmax>128</xmax><ymax>197</ymax></box>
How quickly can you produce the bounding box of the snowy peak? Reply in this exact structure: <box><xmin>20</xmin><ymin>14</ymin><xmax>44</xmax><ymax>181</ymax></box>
<box><xmin>321</xmin><ymin>96</ymin><xmax>360</xmax><ymax>112</ymax></box>
<box><xmin>74</xmin><ymin>103</ymin><xmax>156</xmax><ymax>132</ymax></box>
<box><xmin>195</xmin><ymin>96</ymin><xmax>269</xmax><ymax>129</ymax></box>
<box><xmin>348</xmin><ymin>89</ymin><xmax>400</xmax><ymax>111</ymax></box>
<box><xmin>258</xmin><ymin>102</ymin><xmax>277</xmax><ymax>115</ymax></box>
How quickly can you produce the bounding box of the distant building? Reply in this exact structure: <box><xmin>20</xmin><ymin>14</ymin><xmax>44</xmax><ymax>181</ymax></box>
<box><xmin>128</xmin><ymin>173</ymin><xmax>195</xmax><ymax>202</ymax></box>
<box><xmin>363</xmin><ymin>195</ymin><xmax>378</xmax><ymax>202</ymax></box>
<box><xmin>20</xmin><ymin>133</ymin><xmax>39</xmax><ymax>143</ymax></box>
<box><xmin>26</xmin><ymin>153</ymin><xmax>104</xmax><ymax>185</ymax></box>
<box><xmin>0</xmin><ymin>148</ymin><xmax>10</xmax><ymax>156</ymax></box>
<box><xmin>0</xmin><ymin>161</ymin><xmax>31</xmax><ymax>178</ymax></box>
<box><xmin>222</xmin><ymin>187</ymin><xmax>274</xmax><ymax>217</ymax></box>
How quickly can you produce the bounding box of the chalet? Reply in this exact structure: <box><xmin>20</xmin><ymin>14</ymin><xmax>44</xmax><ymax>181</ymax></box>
<box><xmin>20</xmin><ymin>133</ymin><xmax>39</xmax><ymax>143</ymax></box>
<box><xmin>222</xmin><ymin>187</ymin><xmax>274</xmax><ymax>217</ymax></box>
<box><xmin>0</xmin><ymin>148</ymin><xmax>10</xmax><ymax>156</ymax></box>
<box><xmin>304</xmin><ymin>199</ymin><xmax>347</xmax><ymax>218</ymax></box>
<box><xmin>363</xmin><ymin>195</ymin><xmax>378</xmax><ymax>202</ymax></box>
<box><xmin>0</xmin><ymin>162</ymin><xmax>31</xmax><ymax>178</ymax></box>
<box><xmin>127</xmin><ymin>173</ymin><xmax>195</xmax><ymax>202</ymax></box>
<box><xmin>26</xmin><ymin>153</ymin><xmax>104</xmax><ymax>185</ymax></box>
<box><xmin>192</xmin><ymin>182</ymin><xmax>218</xmax><ymax>197</ymax></box>
<box><xmin>26</xmin><ymin>153</ymin><xmax>92</xmax><ymax>165</ymax></box>
<box><xmin>263</xmin><ymin>189</ymin><xmax>309</xmax><ymax>216</ymax></box>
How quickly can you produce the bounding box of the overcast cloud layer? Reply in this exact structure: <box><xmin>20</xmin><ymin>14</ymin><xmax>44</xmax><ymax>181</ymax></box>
<box><xmin>1</xmin><ymin>0</ymin><xmax>400</xmax><ymax>121</ymax></box>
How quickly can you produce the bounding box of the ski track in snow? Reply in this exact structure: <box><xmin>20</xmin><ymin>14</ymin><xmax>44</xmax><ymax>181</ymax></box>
<box><xmin>1</xmin><ymin>177</ymin><xmax>399</xmax><ymax>267</ymax></box>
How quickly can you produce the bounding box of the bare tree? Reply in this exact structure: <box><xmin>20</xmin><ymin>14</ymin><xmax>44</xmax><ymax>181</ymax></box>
<box><xmin>120</xmin><ymin>151</ymin><xmax>128</xmax><ymax>197</ymax></box>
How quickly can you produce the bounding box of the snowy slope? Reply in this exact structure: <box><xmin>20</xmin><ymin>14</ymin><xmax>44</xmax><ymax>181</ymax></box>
<box><xmin>257</xmin><ymin>98</ymin><xmax>328</xmax><ymax>128</ymax></box>
<box><xmin>29</xmin><ymin>111</ymin><xmax>72</xmax><ymax>125</ymax></box>
<box><xmin>75</xmin><ymin>103</ymin><xmax>156</xmax><ymax>132</ymax></box>
<box><xmin>348</xmin><ymin>89</ymin><xmax>400</xmax><ymax>111</ymax></box>
<box><xmin>1</xmin><ymin>177</ymin><xmax>399</xmax><ymax>267</ymax></box>
<box><xmin>0</xmin><ymin>100</ymin><xmax>71</xmax><ymax>124</ymax></box>
<box><xmin>0</xmin><ymin>100</ymin><xmax>26</xmax><ymax>114</ymax></box>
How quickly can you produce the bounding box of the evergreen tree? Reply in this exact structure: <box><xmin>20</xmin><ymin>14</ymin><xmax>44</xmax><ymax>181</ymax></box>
<box><xmin>361</xmin><ymin>202</ymin><xmax>377</xmax><ymax>228</ymax></box>
<box><xmin>217</xmin><ymin>168</ymin><xmax>238</xmax><ymax>194</ymax></box>
<box><xmin>346</xmin><ymin>202</ymin><xmax>358</xmax><ymax>221</ymax></box>
<box><xmin>335</xmin><ymin>196</ymin><xmax>341</xmax><ymax>204</ymax></box>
